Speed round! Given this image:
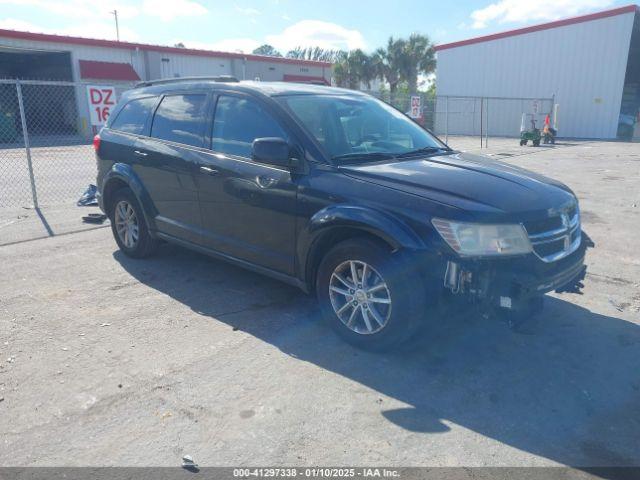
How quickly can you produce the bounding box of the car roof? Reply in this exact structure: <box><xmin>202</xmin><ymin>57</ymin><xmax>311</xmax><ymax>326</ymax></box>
<box><xmin>129</xmin><ymin>79</ymin><xmax>367</xmax><ymax>98</ymax></box>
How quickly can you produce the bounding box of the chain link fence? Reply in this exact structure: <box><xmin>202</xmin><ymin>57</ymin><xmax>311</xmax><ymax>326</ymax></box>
<box><xmin>0</xmin><ymin>79</ymin><xmax>135</xmax><ymax>245</ymax></box>
<box><xmin>1</xmin><ymin>80</ymin><xmax>556</xmax><ymax>245</ymax></box>
<box><xmin>369</xmin><ymin>91</ymin><xmax>555</xmax><ymax>146</ymax></box>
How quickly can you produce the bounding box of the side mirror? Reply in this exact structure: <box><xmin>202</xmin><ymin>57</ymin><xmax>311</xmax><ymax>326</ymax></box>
<box><xmin>252</xmin><ymin>137</ymin><xmax>292</xmax><ymax>168</ymax></box>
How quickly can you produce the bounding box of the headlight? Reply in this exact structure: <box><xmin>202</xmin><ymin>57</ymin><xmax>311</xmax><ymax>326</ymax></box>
<box><xmin>432</xmin><ymin>218</ymin><xmax>532</xmax><ymax>256</ymax></box>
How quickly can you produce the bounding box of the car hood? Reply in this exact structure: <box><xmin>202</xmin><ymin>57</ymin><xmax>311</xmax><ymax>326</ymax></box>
<box><xmin>339</xmin><ymin>151</ymin><xmax>576</xmax><ymax>217</ymax></box>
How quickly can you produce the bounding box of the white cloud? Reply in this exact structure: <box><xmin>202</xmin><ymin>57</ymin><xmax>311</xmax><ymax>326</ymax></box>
<box><xmin>62</xmin><ymin>22</ymin><xmax>140</xmax><ymax>41</ymax></box>
<box><xmin>174</xmin><ymin>19</ymin><xmax>365</xmax><ymax>55</ymax></box>
<box><xmin>0</xmin><ymin>17</ymin><xmax>138</xmax><ymax>41</ymax></box>
<box><xmin>470</xmin><ymin>0</ymin><xmax>614</xmax><ymax>29</ymax></box>
<box><xmin>235</xmin><ymin>5</ymin><xmax>260</xmax><ymax>16</ymax></box>
<box><xmin>0</xmin><ymin>18</ymin><xmax>41</xmax><ymax>31</ymax></box>
<box><xmin>266</xmin><ymin>20</ymin><xmax>365</xmax><ymax>52</ymax></box>
<box><xmin>141</xmin><ymin>0</ymin><xmax>208</xmax><ymax>22</ymax></box>
<box><xmin>0</xmin><ymin>0</ymin><xmax>138</xmax><ymax>20</ymax></box>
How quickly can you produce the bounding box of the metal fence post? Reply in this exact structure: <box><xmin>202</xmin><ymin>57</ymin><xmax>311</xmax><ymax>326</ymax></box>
<box><xmin>16</xmin><ymin>80</ymin><xmax>38</xmax><ymax>209</ymax></box>
<box><xmin>485</xmin><ymin>98</ymin><xmax>489</xmax><ymax>148</ymax></box>
<box><xmin>480</xmin><ymin>97</ymin><xmax>483</xmax><ymax>148</ymax></box>
<box><xmin>445</xmin><ymin>96</ymin><xmax>449</xmax><ymax>144</ymax></box>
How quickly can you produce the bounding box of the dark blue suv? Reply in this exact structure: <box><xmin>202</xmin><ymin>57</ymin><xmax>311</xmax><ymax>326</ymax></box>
<box><xmin>95</xmin><ymin>77</ymin><xmax>588</xmax><ymax>350</ymax></box>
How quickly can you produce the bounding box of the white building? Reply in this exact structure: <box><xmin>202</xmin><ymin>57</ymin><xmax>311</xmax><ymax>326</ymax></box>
<box><xmin>0</xmin><ymin>28</ymin><xmax>332</xmax><ymax>85</ymax></box>
<box><xmin>0</xmin><ymin>28</ymin><xmax>332</xmax><ymax>139</ymax></box>
<box><xmin>435</xmin><ymin>5</ymin><xmax>640</xmax><ymax>139</ymax></box>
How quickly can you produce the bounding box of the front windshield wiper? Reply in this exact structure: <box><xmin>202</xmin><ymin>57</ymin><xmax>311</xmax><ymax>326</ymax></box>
<box><xmin>396</xmin><ymin>146</ymin><xmax>450</xmax><ymax>159</ymax></box>
<box><xmin>331</xmin><ymin>152</ymin><xmax>397</xmax><ymax>163</ymax></box>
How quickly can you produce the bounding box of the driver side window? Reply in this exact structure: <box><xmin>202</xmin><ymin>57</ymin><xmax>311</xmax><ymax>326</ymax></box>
<box><xmin>211</xmin><ymin>95</ymin><xmax>288</xmax><ymax>158</ymax></box>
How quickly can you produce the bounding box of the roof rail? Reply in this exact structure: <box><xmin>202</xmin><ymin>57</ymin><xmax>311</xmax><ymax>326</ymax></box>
<box><xmin>134</xmin><ymin>75</ymin><xmax>239</xmax><ymax>88</ymax></box>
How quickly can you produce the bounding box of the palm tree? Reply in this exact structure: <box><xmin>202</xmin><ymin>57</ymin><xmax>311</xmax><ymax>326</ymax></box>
<box><xmin>332</xmin><ymin>51</ymin><xmax>357</xmax><ymax>88</ymax></box>
<box><xmin>372</xmin><ymin>38</ymin><xmax>404</xmax><ymax>98</ymax></box>
<box><xmin>333</xmin><ymin>61</ymin><xmax>349</xmax><ymax>88</ymax></box>
<box><xmin>398</xmin><ymin>33</ymin><xmax>436</xmax><ymax>93</ymax></box>
<box><xmin>347</xmin><ymin>49</ymin><xmax>373</xmax><ymax>89</ymax></box>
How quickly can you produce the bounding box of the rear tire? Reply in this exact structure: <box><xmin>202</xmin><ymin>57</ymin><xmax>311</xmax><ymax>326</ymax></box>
<box><xmin>316</xmin><ymin>238</ymin><xmax>427</xmax><ymax>351</ymax></box>
<box><xmin>108</xmin><ymin>187</ymin><xmax>159</xmax><ymax>258</ymax></box>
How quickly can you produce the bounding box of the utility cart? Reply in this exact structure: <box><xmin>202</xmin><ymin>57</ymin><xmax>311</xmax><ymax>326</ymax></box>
<box><xmin>519</xmin><ymin>114</ymin><xmax>541</xmax><ymax>146</ymax></box>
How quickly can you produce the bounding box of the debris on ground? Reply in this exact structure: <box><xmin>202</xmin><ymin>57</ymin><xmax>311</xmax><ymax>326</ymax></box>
<box><xmin>77</xmin><ymin>184</ymin><xmax>98</xmax><ymax>206</ymax></box>
<box><xmin>82</xmin><ymin>213</ymin><xmax>107</xmax><ymax>224</ymax></box>
<box><xmin>608</xmin><ymin>298</ymin><xmax>627</xmax><ymax>312</ymax></box>
<box><xmin>181</xmin><ymin>454</ymin><xmax>199</xmax><ymax>472</ymax></box>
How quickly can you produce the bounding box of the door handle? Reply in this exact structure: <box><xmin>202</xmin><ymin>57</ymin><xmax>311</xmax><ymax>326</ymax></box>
<box><xmin>133</xmin><ymin>150</ymin><xmax>148</xmax><ymax>157</ymax></box>
<box><xmin>199</xmin><ymin>165</ymin><xmax>219</xmax><ymax>176</ymax></box>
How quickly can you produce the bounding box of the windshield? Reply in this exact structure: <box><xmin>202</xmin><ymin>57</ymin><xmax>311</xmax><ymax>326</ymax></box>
<box><xmin>279</xmin><ymin>94</ymin><xmax>447</xmax><ymax>163</ymax></box>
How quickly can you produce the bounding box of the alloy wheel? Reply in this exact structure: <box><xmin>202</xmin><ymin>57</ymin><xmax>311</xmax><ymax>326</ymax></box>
<box><xmin>114</xmin><ymin>200</ymin><xmax>139</xmax><ymax>249</ymax></box>
<box><xmin>328</xmin><ymin>260</ymin><xmax>392</xmax><ymax>335</ymax></box>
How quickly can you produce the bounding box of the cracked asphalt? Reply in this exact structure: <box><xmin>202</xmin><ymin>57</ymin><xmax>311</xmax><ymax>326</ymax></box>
<box><xmin>0</xmin><ymin>140</ymin><xmax>639</xmax><ymax>467</ymax></box>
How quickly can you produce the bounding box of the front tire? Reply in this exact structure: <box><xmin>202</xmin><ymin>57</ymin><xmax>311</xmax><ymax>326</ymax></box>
<box><xmin>316</xmin><ymin>238</ymin><xmax>426</xmax><ymax>351</ymax></box>
<box><xmin>109</xmin><ymin>187</ymin><xmax>158</xmax><ymax>258</ymax></box>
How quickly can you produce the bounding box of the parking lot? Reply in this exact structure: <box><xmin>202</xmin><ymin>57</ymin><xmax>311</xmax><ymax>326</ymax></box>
<box><xmin>1</xmin><ymin>139</ymin><xmax>639</xmax><ymax>467</ymax></box>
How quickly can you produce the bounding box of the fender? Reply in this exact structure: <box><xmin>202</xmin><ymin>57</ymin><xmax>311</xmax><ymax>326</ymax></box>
<box><xmin>101</xmin><ymin>163</ymin><xmax>159</xmax><ymax>233</ymax></box>
<box><xmin>297</xmin><ymin>204</ymin><xmax>427</xmax><ymax>286</ymax></box>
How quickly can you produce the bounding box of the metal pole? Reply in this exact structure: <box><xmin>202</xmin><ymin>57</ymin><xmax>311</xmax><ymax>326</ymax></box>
<box><xmin>480</xmin><ymin>97</ymin><xmax>483</xmax><ymax>148</ymax></box>
<box><xmin>111</xmin><ymin>10</ymin><xmax>120</xmax><ymax>41</ymax></box>
<box><xmin>485</xmin><ymin>98</ymin><xmax>489</xmax><ymax>148</ymax></box>
<box><xmin>445</xmin><ymin>96</ymin><xmax>449</xmax><ymax>144</ymax></box>
<box><xmin>16</xmin><ymin>81</ymin><xmax>38</xmax><ymax>209</ymax></box>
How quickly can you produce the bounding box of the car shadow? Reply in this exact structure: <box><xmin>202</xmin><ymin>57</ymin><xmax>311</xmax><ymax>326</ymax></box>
<box><xmin>114</xmin><ymin>244</ymin><xmax>640</xmax><ymax>467</ymax></box>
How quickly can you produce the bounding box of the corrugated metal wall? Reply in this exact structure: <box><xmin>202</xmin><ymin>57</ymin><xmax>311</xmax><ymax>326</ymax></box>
<box><xmin>0</xmin><ymin>36</ymin><xmax>330</xmax><ymax>85</ymax></box>
<box><xmin>436</xmin><ymin>11</ymin><xmax>636</xmax><ymax>138</ymax></box>
<box><xmin>0</xmin><ymin>38</ymin><xmax>146</xmax><ymax>80</ymax></box>
<box><xmin>433</xmin><ymin>96</ymin><xmax>555</xmax><ymax>137</ymax></box>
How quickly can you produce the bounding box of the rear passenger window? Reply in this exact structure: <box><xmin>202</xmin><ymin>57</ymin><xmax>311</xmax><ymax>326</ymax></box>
<box><xmin>151</xmin><ymin>94</ymin><xmax>208</xmax><ymax>147</ymax></box>
<box><xmin>212</xmin><ymin>95</ymin><xmax>288</xmax><ymax>158</ymax></box>
<box><xmin>110</xmin><ymin>97</ymin><xmax>157</xmax><ymax>135</ymax></box>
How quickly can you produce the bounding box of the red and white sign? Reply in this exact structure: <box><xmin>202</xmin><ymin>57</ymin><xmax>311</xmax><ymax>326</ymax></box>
<box><xmin>409</xmin><ymin>95</ymin><xmax>422</xmax><ymax>119</ymax></box>
<box><xmin>86</xmin><ymin>85</ymin><xmax>116</xmax><ymax>127</ymax></box>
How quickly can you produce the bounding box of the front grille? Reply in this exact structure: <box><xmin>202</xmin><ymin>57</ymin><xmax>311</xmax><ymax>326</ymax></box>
<box><xmin>524</xmin><ymin>216</ymin><xmax>562</xmax><ymax>235</ymax></box>
<box><xmin>523</xmin><ymin>206</ymin><xmax>581</xmax><ymax>263</ymax></box>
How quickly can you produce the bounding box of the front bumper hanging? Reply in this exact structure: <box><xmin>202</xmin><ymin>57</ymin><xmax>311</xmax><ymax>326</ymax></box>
<box><xmin>441</xmin><ymin>232</ymin><xmax>593</xmax><ymax>314</ymax></box>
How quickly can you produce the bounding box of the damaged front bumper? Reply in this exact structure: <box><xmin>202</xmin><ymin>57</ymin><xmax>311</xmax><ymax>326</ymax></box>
<box><xmin>438</xmin><ymin>232</ymin><xmax>592</xmax><ymax>315</ymax></box>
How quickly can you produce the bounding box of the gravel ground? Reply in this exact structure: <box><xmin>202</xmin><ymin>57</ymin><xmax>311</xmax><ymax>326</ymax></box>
<box><xmin>0</xmin><ymin>140</ymin><xmax>639</xmax><ymax>467</ymax></box>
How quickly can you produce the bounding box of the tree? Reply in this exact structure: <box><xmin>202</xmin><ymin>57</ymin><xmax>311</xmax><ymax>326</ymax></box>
<box><xmin>286</xmin><ymin>47</ymin><xmax>344</xmax><ymax>63</ymax></box>
<box><xmin>331</xmin><ymin>50</ymin><xmax>373</xmax><ymax>90</ymax></box>
<box><xmin>332</xmin><ymin>51</ymin><xmax>350</xmax><ymax>88</ymax></box>
<box><xmin>348</xmin><ymin>49</ymin><xmax>374</xmax><ymax>89</ymax></box>
<box><xmin>252</xmin><ymin>44</ymin><xmax>282</xmax><ymax>57</ymax></box>
<box><xmin>372</xmin><ymin>38</ymin><xmax>404</xmax><ymax>97</ymax></box>
<box><xmin>333</xmin><ymin>61</ymin><xmax>348</xmax><ymax>88</ymax></box>
<box><xmin>397</xmin><ymin>33</ymin><xmax>436</xmax><ymax>93</ymax></box>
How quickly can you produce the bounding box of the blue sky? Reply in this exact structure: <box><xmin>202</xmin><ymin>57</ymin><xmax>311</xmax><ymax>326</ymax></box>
<box><xmin>0</xmin><ymin>0</ymin><xmax>630</xmax><ymax>53</ymax></box>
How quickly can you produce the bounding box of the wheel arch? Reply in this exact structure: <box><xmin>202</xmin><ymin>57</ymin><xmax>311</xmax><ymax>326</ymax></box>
<box><xmin>101</xmin><ymin>164</ymin><xmax>158</xmax><ymax>233</ymax></box>
<box><xmin>299</xmin><ymin>205</ymin><xmax>425</xmax><ymax>291</ymax></box>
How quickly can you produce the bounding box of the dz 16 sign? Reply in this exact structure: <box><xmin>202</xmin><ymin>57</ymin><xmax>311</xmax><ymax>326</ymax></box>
<box><xmin>410</xmin><ymin>95</ymin><xmax>422</xmax><ymax>119</ymax></box>
<box><xmin>86</xmin><ymin>85</ymin><xmax>116</xmax><ymax>127</ymax></box>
